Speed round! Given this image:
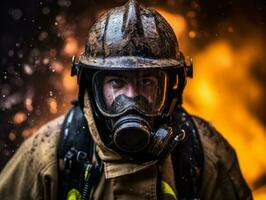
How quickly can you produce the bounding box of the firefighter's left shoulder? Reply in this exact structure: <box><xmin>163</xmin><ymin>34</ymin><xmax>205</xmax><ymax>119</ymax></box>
<box><xmin>192</xmin><ymin>116</ymin><xmax>252</xmax><ymax>200</ymax></box>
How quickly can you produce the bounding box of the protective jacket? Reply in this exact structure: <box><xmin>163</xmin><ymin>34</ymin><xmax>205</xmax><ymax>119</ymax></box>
<box><xmin>0</xmin><ymin>107</ymin><xmax>252</xmax><ymax>200</ymax></box>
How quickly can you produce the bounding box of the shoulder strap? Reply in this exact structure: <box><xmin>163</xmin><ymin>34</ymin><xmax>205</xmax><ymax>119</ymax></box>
<box><xmin>58</xmin><ymin>102</ymin><xmax>94</xmax><ymax>161</ymax></box>
<box><xmin>57</xmin><ymin>102</ymin><xmax>102</xmax><ymax>200</ymax></box>
<box><xmin>171</xmin><ymin>108</ymin><xmax>203</xmax><ymax>200</ymax></box>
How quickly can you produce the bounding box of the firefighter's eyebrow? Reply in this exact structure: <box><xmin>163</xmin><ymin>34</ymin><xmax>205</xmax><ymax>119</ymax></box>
<box><xmin>105</xmin><ymin>73</ymin><xmax>125</xmax><ymax>78</ymax></box>
<box><xmin>141</xmin><ymin>72</ymin><xmax>153</xmax><ymax>77</ymax></box>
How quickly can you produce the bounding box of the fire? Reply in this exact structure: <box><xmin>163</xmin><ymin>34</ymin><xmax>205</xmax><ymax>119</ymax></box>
<box><xmin>184</xmin><ymin>40</ymin><xmax>266</xmax><ymax>183</ymax></box>
<box><xmin>158</xmin><ymin>9</ymin><xmax>266</xmax><ymax>199</ymax></box>
<box><xmin>62</xmin><ymin>68</ymin><xmax>77</xmax><ymax>91</ymax></box>
<box><xmin>63</xmin><ymin>37</ymin><xmax>79</xmax><ymax>56</ymax></box>
<box><xmin>155</xmin><ymin>8</ymin><xmax>186</xmax><ymax>37</ymax></box>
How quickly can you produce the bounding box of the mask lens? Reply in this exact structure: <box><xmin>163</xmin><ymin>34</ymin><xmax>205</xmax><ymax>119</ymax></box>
<box><xmin>92</xmin><ymin>70</ymin><xmax>167</xmax><ymax>116</ymax></box>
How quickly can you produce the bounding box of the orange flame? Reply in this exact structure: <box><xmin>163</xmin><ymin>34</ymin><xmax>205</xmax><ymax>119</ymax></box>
<box><xmin>184</xmin><ymin>40</ymin><xmax>266</xmax><ymax>183</ymax></box>
<box><xmin>155</xmin><ymin>9</ymin><xmax>186</xmax><ymax>37</ymax></box>
<box><xmin>63</xmin><ymin>37</ymin><xmax>79</xmax><ymax>56</ymax></box>
<box><xmin>158</xmin><ymin>8</ymin><xmax>266</xmax><ymax>199</ymax></box>
<box><xmin>62</xmin><ymin>68</ymin><xmax>77</xmax><ymax>91</ymax></box>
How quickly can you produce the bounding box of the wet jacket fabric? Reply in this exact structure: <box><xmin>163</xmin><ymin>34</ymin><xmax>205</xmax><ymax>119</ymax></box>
<box><xmin>0</xmin><ymin>114</ymin><xmax>252</xmax><ymax>200</ymax></box>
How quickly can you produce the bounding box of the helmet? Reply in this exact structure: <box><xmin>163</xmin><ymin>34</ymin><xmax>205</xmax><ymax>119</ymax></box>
<box><xmin>71</xmin><ymin>0</ymin><xmax>192</xmax><ymax>162</ymax></box>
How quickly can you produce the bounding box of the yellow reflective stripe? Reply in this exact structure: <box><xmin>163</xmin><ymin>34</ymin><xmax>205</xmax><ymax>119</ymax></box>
<box><xmin>67</xmin><ymin>188</ymin><xmax>81</xmax><ymax>200</ymax></box>
<box><xmin>84</xmin><ymin>164</ymin><xmax>90</xmax><ymax>180</ymax></box>
<box><xmin>161</xmin><ymin>180</ymin><xmax>177</xmax><ymax>200</ymax></box>
<box><xmin>89</xmin><ymin>186</ymin><xmax>94</xmax><ymax>200</ymax></box>
<box><xmin>85</xmin><ymin>165</ymin><xmax>94</xmax><ymax>200</ymax></box>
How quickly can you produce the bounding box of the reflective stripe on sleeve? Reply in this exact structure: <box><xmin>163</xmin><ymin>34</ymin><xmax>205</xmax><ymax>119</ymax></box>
<box><xmin>161</xmin><ymin>180</ymin><xmax>178</xmax><ymax>200</ymax></box>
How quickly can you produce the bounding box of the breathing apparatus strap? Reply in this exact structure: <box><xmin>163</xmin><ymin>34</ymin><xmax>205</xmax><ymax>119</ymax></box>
<box><xmin>57</xmin><ymin>102</ymin><xmax>103</xmax><ymax>200</ymax></box>
<box><xmin>171</xmin><ymin>107</ymin><xmax>203</xmax><ymax>199</ymax></box>
<box><xmin>154</xmin><ymin>107</ymin><xmax>202</xmax><ymax>199</ymax></box>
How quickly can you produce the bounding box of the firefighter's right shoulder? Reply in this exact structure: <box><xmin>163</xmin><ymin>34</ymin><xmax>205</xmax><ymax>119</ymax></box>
<box><xmin>0</xmin><ymin>114</ymin><xmax>65</xmax><ymax>200</ymax></box>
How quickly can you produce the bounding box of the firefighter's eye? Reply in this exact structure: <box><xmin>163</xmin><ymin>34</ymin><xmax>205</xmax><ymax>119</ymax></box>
<box><xmin>139</xmin><ymin>79</ymin><xmax>152</xmax><ymax>86</ymax></box>
<box><xmin>109</xmin><ymin>79</ymin><xmax>126</xmax><ymax>89</ymax></box>
<box><xmin>138</xmin><ymin>77</ymin><xmax>156</xmax><ymax>87</ymax></box>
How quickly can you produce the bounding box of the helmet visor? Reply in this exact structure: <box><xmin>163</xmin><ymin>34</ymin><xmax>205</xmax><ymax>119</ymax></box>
<box><xmin>92</xmin><ymin>70</ymin><xmax>168</xmax><ymax>117</ymax></box>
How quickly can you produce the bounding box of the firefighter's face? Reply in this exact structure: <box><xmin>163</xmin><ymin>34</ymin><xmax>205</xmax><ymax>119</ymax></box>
<box><xmin>102</xmin><ymin>71</ymin><xmax>159</xmax><ymax>108</ymax></box>
<box><xmin>92</xmin><ymin>70</ymin><xmax>167</xmax><ymax>116</ymax></box>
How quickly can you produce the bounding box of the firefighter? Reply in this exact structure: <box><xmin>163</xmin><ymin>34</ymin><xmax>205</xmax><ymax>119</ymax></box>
<box><xmin>0</xmin><ymin>0</ymin><xmax>252</xmax><ymax>199</ymax></box>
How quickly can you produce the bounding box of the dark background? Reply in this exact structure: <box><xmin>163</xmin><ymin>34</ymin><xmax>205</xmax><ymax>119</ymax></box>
<box><xmin>0</xmin><ymin>0</ymin><xmax>265</xmax><ymax>194</ymax></box>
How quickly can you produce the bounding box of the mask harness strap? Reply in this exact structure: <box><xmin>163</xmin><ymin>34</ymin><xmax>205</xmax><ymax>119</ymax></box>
<box><xmin>57</xmin><ymin>101</ymin><xmax>103</xmax><ymax>200</ymax></box>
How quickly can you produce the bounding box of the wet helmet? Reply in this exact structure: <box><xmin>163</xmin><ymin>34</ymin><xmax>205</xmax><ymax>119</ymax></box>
<box><xmin>71</xmin><ymin>0</ymin><xmax>193</xmax><ymax>162</ymax></box>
